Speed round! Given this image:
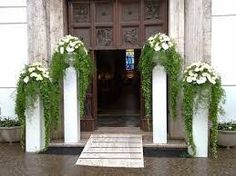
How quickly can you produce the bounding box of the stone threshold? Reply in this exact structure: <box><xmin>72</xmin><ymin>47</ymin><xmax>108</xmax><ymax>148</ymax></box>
<box><xmin>49</xmin><ymin>139</ymin><xmax>187</xmax><ymax>149</ymax></box>
<box><xmin>50</xmin><ymin>127</ymin><xmax>187</xmax><ymax>149</ymax></box>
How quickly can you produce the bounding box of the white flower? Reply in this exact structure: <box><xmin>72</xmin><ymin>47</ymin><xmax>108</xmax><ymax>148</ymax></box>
<box><xmin>186</xmin><ymin>77</ymin><xmax>193</xmax><ymax>83</ymax></box>
<box><xmin>28</xmin><ymin>67</ymin><xmax>35</xmax><ymax>72</ymax></box>
<box><xmin>148</xmin><ymin>36</ymin><xmax>155</xmax><ymax>41</ymax></box>
<box><xmin>196</xmin><ymin>76</ymin><xmax>207</xmax><ymax>84</ymax></box>
<box><xmin>188</xmin><ymin>70</ymin><xmax>194</xmax><ymax>76</ymax></box>
<box><xmin>154</xmin><ymin>44</ymin><xmax>161</xmax><ymax>51</ymax></box>
<box><xmin>69</xmin><ymin>41</ymin><xmax>77</xmax><ymax>47</ymax></box>
<box><xmin>168</xmin><ymin>41</ymin><xmax>174</xmax><ymax>47</ymax></box>
<box><xmin>208</xmin><ymin>76</ymin><xmax>216</xmax><ymax>84</ymax></box>
<box><xmin>36</xmin><ymin>66</ymin><xmax>44</xmax><ymax>71</ymax></box>
<box><xmin>163</xmin><ymin>35</ymin><xmax>170</xmax><ymax>41</ymax></box>
<box><xmin>192</xmin><ymin>76</ymin><xmax>197</xmax><ymax>81</ymax></box>
<box><xmin>60</xmin><ymin>47</ymin><xmax>64</xmax><ymax>54</ymax></box>
<box><xmin>36</xmin><ymin>75</ymin><xmax>43</xmax><ymax>81</ymax></box>
<box><xmin>62</xmin><ymin>38</ymin><xmax>70</xmax><ymax>43</ymax></box>
<box><xmin>23</xmin><ymin>76</ymin><xmax>29</xmax><ymax>83</ymax></box>
<box><xmin>161</xmin><ymin>42</ymin><xmax>169</xmax><ymax>50</ymax></box>
<box><xmin>55</xmin><ymin>47</ymin><xmax>59</xmax><ymax>53</ymax></box>
<box><xmin>59</xmin><ymin>41</ymin><xmax>64</xmax><ymax>46</ymax></box>
<box><xmin>30</xmin><ymin>72</ymin><xmax>38</xmax><ymax>78</ymax></box>
<box><xmin>149</xmin><ymin>41</ymin><xmax>155</xmax><ymax>47</ymax></box>
<box><xmin>43</xmin><ymin>72</ymin><xmax>49</xmax><ymax>78</ymax></box>
<box><xmin>66</xmin><ymin>46</ymin><xmax>75</xmax><ymax>53</ymax></box>
<box><xmin>194</xmin><ymin>66</ymin><xmax>200</xmax><ymax>72</ymax></box>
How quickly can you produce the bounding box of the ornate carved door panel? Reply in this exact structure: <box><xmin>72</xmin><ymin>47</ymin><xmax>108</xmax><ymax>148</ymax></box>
<box><xmin>68</xmin><ymin>0</ymin><xmax>167</xmax><ymax>49</ymax></box>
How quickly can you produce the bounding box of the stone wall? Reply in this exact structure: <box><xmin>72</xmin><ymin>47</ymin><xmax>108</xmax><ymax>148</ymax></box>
<box><xmin>27</xmin><ymin>0</ymin><xmax>65</xmax><ymax>65</ymax></box>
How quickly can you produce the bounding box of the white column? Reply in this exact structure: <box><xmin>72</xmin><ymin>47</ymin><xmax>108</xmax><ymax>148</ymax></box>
<box><xmin>64</xmin><ymin>66</ymin><xmax>80</xmax><ymax>143</ymax></box>
<box><xmin>152</xmin><ymin>65</ymin><xmax>167</xmax><ymax>144</ymax></box>
<box><xmin>26</xmin><ymin>97</ymin><xmax>45</xmax><ymax>152</ymax></box>
<box><xmin>190</xmin><ymin>100</ymin><xmax>209</xmax><ymax>157</ymax></box>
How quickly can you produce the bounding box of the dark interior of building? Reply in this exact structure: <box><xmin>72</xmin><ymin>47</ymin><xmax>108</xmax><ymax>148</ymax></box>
<box><xmin>96</xmin><ymin>50</ymin><xmax>141</xmax><ymax>127</ymax></box>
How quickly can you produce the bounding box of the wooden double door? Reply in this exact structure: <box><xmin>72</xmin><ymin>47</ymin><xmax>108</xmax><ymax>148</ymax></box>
<box><xmin>67</xmin><ymin>0</ymin><xmax>168</xmax><ymax>130</ymax></box>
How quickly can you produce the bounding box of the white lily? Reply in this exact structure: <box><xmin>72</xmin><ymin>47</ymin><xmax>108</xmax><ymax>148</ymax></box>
<box><xmin>30</xmin><ymin>72</ymin><xmax>38</xmax><ymax>78</ymax></box>
<box><xmin>162</xmin><ymin>42</ymin><xmax>169</xmax><ymax>50</ymax></box>
<box><xmin>66</xmin><ymin>46</ymin><xmax>75</xmax><ymax>53</ymax></box>
<box><xmin>196</xmin><ymin>76</ymin><xmax>207</xmax><ymax>84</ymax></box>
<box><xmin>28</xmin><ymin>67</ymin><xmax>35</xmax><ymax>72</ymax></box>
<box><xmin>154</xmin><ymin>44</ymin><xmax>161</xmax><ymax>51</ymax></box>
<box><xmin>23</xmin><ymin>76</ymin><xmax>29</xmax><ymax>83</ymax></box>
<box><xmin>186</xmin><ymin>77</ymin><xmax>193</xmax><ymax>83</ymax></box>
<box><xmin>36</xmin><ymin>75</ymin><xmax>43</xmax><ymax>81</ymax></box>
<box><xmin>60</xmin><ymin>47</ymin><xmax>64</xmax><ymax>54</ymax></box>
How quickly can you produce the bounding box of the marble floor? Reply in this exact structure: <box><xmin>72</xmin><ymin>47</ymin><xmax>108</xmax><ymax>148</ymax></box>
<box><xmin>0</xmin><ymin>143</ymin><xmax>235</xmax><ymax>176</ymax></box>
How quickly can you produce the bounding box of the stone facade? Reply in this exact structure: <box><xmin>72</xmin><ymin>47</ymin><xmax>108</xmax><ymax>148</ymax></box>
<box><xmin>27</xmin><ymin>0</ymin><xmax>212</xmax><ymax>139</ymax></box>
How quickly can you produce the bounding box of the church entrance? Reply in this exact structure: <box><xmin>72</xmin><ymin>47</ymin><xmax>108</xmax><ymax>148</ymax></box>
<box><xmin>68</xmin><ymin>0</ymin><xmax>168</xmax><ymax>130</ymax></box>
<box><xmin>96</xmin><ymin>50</ymin><xmax>141</xmax><ymax>127</ymax></box>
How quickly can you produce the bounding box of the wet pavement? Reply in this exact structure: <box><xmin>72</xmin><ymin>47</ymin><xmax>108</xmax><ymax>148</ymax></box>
<box><xmin>0</xmin><ymin>143</ymin><xmax>235</xmax><ymax>176</ymax></box>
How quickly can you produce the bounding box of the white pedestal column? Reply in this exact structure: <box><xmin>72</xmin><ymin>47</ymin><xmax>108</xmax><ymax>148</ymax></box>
<box><xmin>26</xmin><ymin>97</ymin><xmax>45</xmax><ymax>152</ymax></box>
<box><xmin>64</xmin><ymin>66</ymin><xmax>80</xmax><ymax>143</ymax></box>
<box><xmin>152</xmin><ymin>65</ymin><xmax>167</xmax><ymax>144</ymax></box>
<box><xmin>190</xmin><ymin>100</ymin><xmax>209</xmax><ymax>157</ymax></box>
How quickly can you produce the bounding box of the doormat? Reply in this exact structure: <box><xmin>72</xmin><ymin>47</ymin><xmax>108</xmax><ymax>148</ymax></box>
<box><xmin>75</xmin><ymin>134</ymin><xmax>144</xmax><ymax>168</ymax></box>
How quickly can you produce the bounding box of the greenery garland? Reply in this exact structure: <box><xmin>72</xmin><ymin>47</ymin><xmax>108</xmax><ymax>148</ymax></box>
<box><xmin>50</xmin><ymin>35</ymin><xmax>94</xmax><ymax>123</ymax></box>
<box><xmin>15</xmin><ymin>63</ymin><xmax>55</xmax><ymax>148</ymax></box>
<box><xmin>139</xmin><ymin>33</ymin><xmax>182</xmax><ymax>120</ymax></box>
<box><xmin>183</xmin><ymin>62</ymin><xmax>225</xmax><ymax>158</ymax></box>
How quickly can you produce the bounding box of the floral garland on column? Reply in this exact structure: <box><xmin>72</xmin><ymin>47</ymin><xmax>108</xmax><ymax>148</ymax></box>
<box><xmin>183</xmin><ymin>62</ymin><xmax>225</xmax><ymax>158</ymax></box>
<box><xmin>15</xmin><ymin>62</ymin><xmax>54</xmax><ymax>148</ymax></box>
<box><xmin>50</xmin><ymin>35</ymin><xmax>94</xmax><ymax>123</ymax></box>
<box><xmin>139</xmin><ymin>33</ymin><xmax>182</xmax><ymax>121</ymax></box>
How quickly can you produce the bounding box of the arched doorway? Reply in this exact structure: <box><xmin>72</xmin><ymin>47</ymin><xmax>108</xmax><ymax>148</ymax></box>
<box><xmin>67</xmin><ymin>0</ymin><xmax>168</xmax><ymax>130</ymax></box>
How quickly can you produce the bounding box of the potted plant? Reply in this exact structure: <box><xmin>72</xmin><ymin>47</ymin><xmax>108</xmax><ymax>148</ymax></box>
<box><xmin>50</xmin><ymin>35</ymin><xmax>95</xmax><ymax>132</ymax></box>
<box><xmin>183</xmin><ymin>62</ymin><xmax>225</xmax><ymax>158</ymax></box>
<box><xmin>217</xmin><ymin>120</ymin><xmax>236</xmax><ymax>148</ymax></box>
<box><xmin>0</xmin><ymin>117</ymin><xmax>20</xmax><ymax>142</ymax></box>
<box><xmin>139</xmin><ymin>33</ymin><xmax>182</xmax><ymax>131</ymax></box>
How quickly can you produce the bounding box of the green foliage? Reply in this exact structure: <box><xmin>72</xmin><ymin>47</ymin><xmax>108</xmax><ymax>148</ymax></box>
<box><xmin>218</xmin><ymin>121</ymin><xmax>236</xmax><ymax>131</ymax></box>
<box><xmin>183</xmin><ymin>78</ymin><xmax>225</xmax><ymax>158</ymax></box>
<box><xmin>50</xmin><ymin>45</ymin><xmax>94</xmax><ymax>122</ymax></box>
<box><xmin>15</xmin><ymin>64</ymin><xmax>55</xmax><ymax>149</ymax></box>
<box><xmin>0</xmin><ymin>117</ymin><xmax>20</xmax><ymax>127</ymax></box>
<box><xmin>139</xmin><ymin>36</ymin><xmax>182</xmax><ymax>120</ymax></box>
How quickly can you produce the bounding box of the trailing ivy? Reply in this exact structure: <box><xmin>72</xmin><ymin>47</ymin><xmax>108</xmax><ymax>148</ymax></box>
<box><xmin>15</xmin><ymin>63</ymin><xmax>55</xmax><ymax>149</ymax></box>
<box><xmin>139</xmin><ymin>33</ymin><xmax>182</xmax><ymax>120</ymax></box>
<box><xmin>50</xmin><ymin>35</ymin><xmax>94</xmax><ymax>123</ymax></box>
<box><xmin>183</xmin><ymin>62</ymin><xmax>225</xmax><ymax>158</ymax></box>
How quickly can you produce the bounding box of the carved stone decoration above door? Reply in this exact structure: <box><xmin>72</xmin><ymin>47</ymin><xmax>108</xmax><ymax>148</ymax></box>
<box><xmin>144</xmin><ymin>0</ymin><xmax>160</xmax><ymax>20</ymax></box>
<box><xmin>96</xmin><ymin>28</ymin><xmax>113</xmax><ymax>47</ymax></box>
<box><xmin>73</xmin><ymin>3</ymin><xmax>90</xmax><ymax>23</ymax></box>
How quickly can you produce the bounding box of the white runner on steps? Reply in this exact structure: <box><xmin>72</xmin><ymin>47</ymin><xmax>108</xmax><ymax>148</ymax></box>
<box><xmin>76</xmin><ymin>134</ymin><xmax>144</xmax><ymax>168</ymax></box>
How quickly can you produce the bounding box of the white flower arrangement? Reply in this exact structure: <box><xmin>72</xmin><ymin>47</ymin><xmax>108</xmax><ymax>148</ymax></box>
<box><xmin>54</xmin><ymin>35</ymin><xmax>88</xmax><ymax>55</ymax></box>
<box><xmin>183</xmin><ymin>62</ymin><xmax>219</xmax><ymax>85</ymax></box>
<box><xmin>21</xmin><ymin>62</ymin><xmax>50</xmax><ymax>84</ymax></box>
<box><xmin>147</xmin><ymin>33</ymin><xmax>174</xmax><ymax>51</ymax></box>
